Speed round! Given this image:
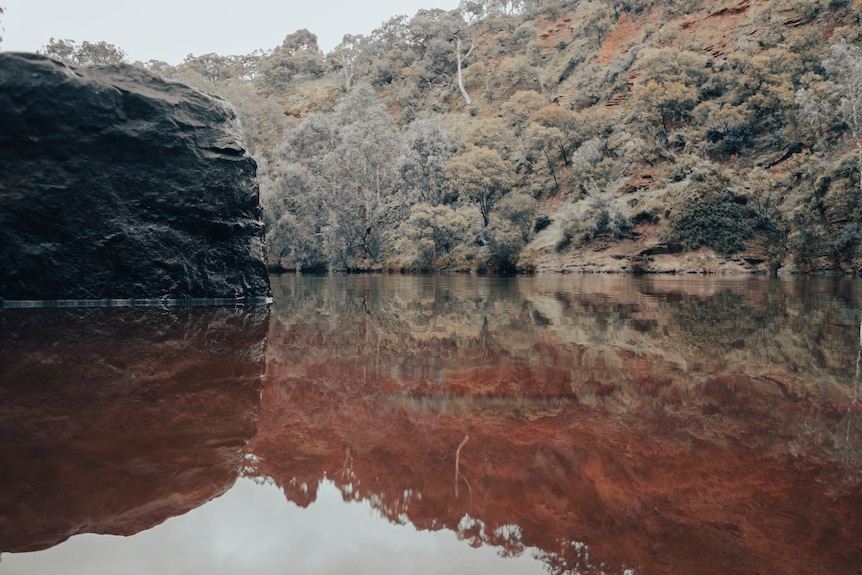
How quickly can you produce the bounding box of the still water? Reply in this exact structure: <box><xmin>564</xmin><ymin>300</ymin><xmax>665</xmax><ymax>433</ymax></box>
<box><xmin>1</xmin><ymin>274</ymin><xmax>861</xmax><ymax>574</ymax></box>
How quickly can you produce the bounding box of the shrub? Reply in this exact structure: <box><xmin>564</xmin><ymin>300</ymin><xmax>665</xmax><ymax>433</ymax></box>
<box><xmin>534</xmin><ymin>214</ymin><xmax>552</xmax><ymax>233</ymax></box>
<box><xmin>664</xmin><ymin>170</ymin><xmax>758</xmax><ymax>255</ymax></box>
<box><xmin>554</xmin><ymin>190</ymin><xmax>633</xmax><ymax>251</ymax></box>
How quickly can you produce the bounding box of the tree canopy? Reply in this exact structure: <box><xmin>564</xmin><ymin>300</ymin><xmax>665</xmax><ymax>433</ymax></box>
<box><xmin>31</xmin><ymin>0</ymin><xmax>862</xmax><ymax>274</ymax></box>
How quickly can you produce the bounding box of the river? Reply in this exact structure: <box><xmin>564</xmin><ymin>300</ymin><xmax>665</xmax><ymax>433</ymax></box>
<box><xmin>2</xmin><ymin>274</ymin><xmax>861</xmax><ymax>574</ymax></box>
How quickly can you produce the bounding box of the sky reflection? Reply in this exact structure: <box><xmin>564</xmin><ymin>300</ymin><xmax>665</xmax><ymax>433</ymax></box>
<box><xmin>1</xmin><ymin>478</ymin><xmax>547</xmax><ymax>575</ymax></box>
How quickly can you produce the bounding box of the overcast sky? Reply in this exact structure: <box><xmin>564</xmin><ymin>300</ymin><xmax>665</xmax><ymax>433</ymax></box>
<box><xmin>1</xmin><ymin>0</ymin><xmax>461</xmax><ymax>64</ymax></box>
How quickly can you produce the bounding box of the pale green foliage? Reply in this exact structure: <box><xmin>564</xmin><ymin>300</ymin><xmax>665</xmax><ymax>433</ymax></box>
<box><xmin>487</xmin><ymin>192</ymin><xmax>537</xmax><ymax>271</ymax></box>
<box><xmin>329</xmin><ymin>34</ymin><xmax>362</xmax><ymax>92</ymax></box>
<box><xmin>408</xmin><ymin>8</ymin><xmax>468</xmax><ymax>77</ymax></box>
<box><xmin>487</xmin><ymin>214</ymin><xmax>525</xmax><ymax>271</ymax></box>
<box><xmin>519</xmin><ymin>104</ymin><xmax>609</xmax><ymax>196</ymax></box>
<box><xmin>631</xmin><ymin>79</ymin><xmax>698</xmax><ymax>132</ymax></box>
<box><xmin>491</xmin><ymin>56</ymin><xmax>542</xmax><ymax>100</ymax></box>
<box><xmin>42</xmin><ymin>38</ymin><xmax>127</xmax><ymax>66</ymax></box>
<box><xmin>217</xmin><ymin>83</ymin><xmax>288</xmax><ymax>157</ymax></box>
<box><xmin>662</xmin><ymin>166</ymin><xmax>758</xmax><ymax>255</ymax></box>
<box><xmin>635</xmin><ymin>48</ymin><xmax>711</xmax><ymax>88</ymax></box>
<box><xmin>496</xmin><ymin>192</ymin><xmax>537</xmax><ymax>239</ymax></box>
<box><xmin>394</xmin><ymin>203</ymin><xmax>483</xmax><ymax>270</ymax></box>
<box><xmin>446</xmin><ymin>146</ymin><xmax>514</xmax><ymax>226</ymax></box>
<box><xmin>722</xmin><ymin>48</ymin><xmax>798</xmax><ymax>141</ymax></box>
<box><xmin>521</xmin><ymin>124</ymin><xmax>566</xmax><ymax>194</ymax></box>
<box><xmin>320</xmin><ymin>83</ymin><xmax>406</xmax><ymax>266</ymax></box>
<box><xmin>501</xmin><ymin>90</ymin><xmax>549</xmax><ymax>134</ymax></box>
<box><xmin>629</xmin><ymin>49</ymin><xmax>709</xmax><ymax>138</ymax></box>
<box><xmin>394</xmin><ymin>119</ymin><xmax>453</xmax><ymax>207</ymax></box>
<box><xmin>575</xmin><ymin>1</ymin><xmax>614</xmax><ymax>49</ymax></box>
<box><xmin>263</xmin><ymin>84</ymin><xmax>407</xmax><ymax>271</ymax></box>
<box><xmin>797</xmin><ymin>42</ymin><xmax>862</xmax><ymax>193</ymax></box>
<box><xmin>570</xmin><ymin>138</ymin><xmax>604</xmax><ymax>180</ymax></box>
<box><xmin>364</xmin><ymin>16</ymin><xmax>414</xmax><ymax>86</ymax></box>
<box><xmin>261</xmin><ymin>161</ymin><xmax>327</xmax><ymax>271</ymax></box>
<box><xmin>258</xmin><ymin>29</ymin><xmax>327</xmax><ymax>94</ymax></box>
<box><xmin>465</xmin><ymin>116</ymin><xmax>514</xmax><ymax>158</ymax></box>
<box><xmin>693</xmin><ymin>101</ymin><xmax>751</xmax><ymax>159</ymax></box>
<box><xmin>175</xmin><ymin>52</ymin><xmax>261</xmax><ymax>84</ymax></box>
<box><xmin>556</xmin><ymin>189</ymin><xmax>632</xmax><ymax>251</ymax></box>
<box><xmin>788</xmin><ymin>204</ymin><xmax>831</xmax><ymax>270</ymax></box>
<box><xmin>527</xmin><ymin>105</ymin><xmax>581</xmax><ymax>165</ymax></box>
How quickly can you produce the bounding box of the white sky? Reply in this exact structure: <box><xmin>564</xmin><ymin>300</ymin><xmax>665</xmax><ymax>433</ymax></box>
<box><xmin>0</xmin><ymin>0</ymin><xmax>462</xmax><ymax>65</ymax></box>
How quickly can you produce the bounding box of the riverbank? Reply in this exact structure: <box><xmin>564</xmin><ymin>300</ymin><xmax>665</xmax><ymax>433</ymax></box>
<box><xmin>521</xmin><ymin>223</ymin><xmax>857</xmax><ymax>276</ymax></box>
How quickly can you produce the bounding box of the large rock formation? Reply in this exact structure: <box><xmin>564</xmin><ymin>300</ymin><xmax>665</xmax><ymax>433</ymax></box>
<box><xmin>0</xmin><ymin>53</ymin><xmax>269</xmax><ymax>300</ymax></box>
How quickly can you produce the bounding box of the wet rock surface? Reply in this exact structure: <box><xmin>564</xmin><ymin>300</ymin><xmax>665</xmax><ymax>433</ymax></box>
<box><xmin>0</xmin><ymin>53</ymin><xmax>269</xmax><ymax>300</ymax></box>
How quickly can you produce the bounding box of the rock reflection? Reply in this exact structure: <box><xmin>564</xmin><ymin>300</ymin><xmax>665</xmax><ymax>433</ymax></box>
<box><xmin>252</xmin><ymin>274</ymin><xmax>862</xmax><ymax>575</ymax></box>
<box><xmin>0</xmin><ymin>306</ymin><xmax>268</xmax><ymax>553</ymax></box>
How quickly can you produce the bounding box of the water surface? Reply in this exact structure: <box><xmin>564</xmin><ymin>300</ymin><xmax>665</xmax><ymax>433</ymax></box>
<box><xmin>2</xmin><ymin>275</ymin><xmax>861</xmax><ymax>574</ymax></box>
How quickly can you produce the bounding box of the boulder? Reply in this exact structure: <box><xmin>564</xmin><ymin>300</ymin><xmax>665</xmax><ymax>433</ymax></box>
<box><xmin>0</xmin><ymin>53</ymin><xmax>270</xmax><ymax>300</ymax></box>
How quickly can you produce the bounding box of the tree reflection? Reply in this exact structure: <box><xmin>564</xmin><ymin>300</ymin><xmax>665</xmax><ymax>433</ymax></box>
<box><xmin>250</xmin><ymin>274</ymin><xmax>862</xmax><ymax>575</ymax></box>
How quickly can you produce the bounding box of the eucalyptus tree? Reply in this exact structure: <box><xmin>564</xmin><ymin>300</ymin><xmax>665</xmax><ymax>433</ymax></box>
<box><xmin>395</xmin><ymin>203</ymin><xmax>482</xmax><ymax>269</ymax></box>
<box><xmin>264</xmin><ymin>113</ymin><xmax>337</xmax><ymax>270</ymax></box>
<box><xmin>363</xmin><ymin>15</ymin><xmax>415</xmax><ymax>86</ymax></box>
<box><xmin>394</xmin><ymin>119</ymin><xmax>453</xmax><ymax>208</ymax></box>
<box><xmin>176</xmin><ymin>52</ymin><xmax>262</xmax><ymax>84</ymax></box>
<box><xmin>42</xmin><ymin>38</ymin><xmax>127</xmax><ymax>66</ymax></box>
<box><xmin>407</xmin><ymin>8</ymin><xmax>477</xmax><ymax>104</ymax></box>
<box><xmin>797</xmin><ymin>42</ymin><xmax>862</xmax><ymax>194</ymax></box>
<box><xmin>257</xmin><ymin>29</ymin><xmax>327</xmax><ymax>94</ymax></box>
<box><xmin>322</xmin><ymin>83</ymin><xmax>407</xmax><ymax>266</ymax></box>
<box><xmin>628</xmin><ymin>48</ymin><xmax>709</xmax><ymax>140</ymax></box>
<box><xmin>266</xmin><ymin>83</ymin><xmax>407</xmax><ymax>269</ymax></box>
<box><xmin>487</xmin><ymin>192</ymin><xmax>536</xmax><ymax>271</ymax></box>
<box><xmin>446</xmin><ymin>146</ymin><xmax>513</xmax><ymax>226</ymax></box>
<box><xmin>329</xmin><ymin>34</ymin><xmax>362</xmax><ymax>92</ymax></box>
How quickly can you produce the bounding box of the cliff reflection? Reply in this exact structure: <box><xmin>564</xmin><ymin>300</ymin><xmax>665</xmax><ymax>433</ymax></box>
<box><xmin>0</xmin><ymin>306</ymin><xmax>269</xmax><ymax>553</ymax></box>
<box><xmin>252</xmin><ymin>274</ymin><xmax>862</xmax><ymax>575</ymax></box>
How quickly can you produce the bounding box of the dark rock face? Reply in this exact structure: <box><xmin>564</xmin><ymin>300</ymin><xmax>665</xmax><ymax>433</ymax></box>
<box><xmin>0</xmin><ymin>53</ymin><xmax>270</xmax><ymax>300</ymax></box>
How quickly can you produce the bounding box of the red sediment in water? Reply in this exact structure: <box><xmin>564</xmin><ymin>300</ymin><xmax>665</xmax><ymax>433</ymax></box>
<box><xmin>250</xmin><ymin>274</ymin><xmax>862</xmax><ymax>574</ymax></box>
<box><xmin>250</xmin><ymin>349</ymin><xmax>862</xmax><ymax>575</ymax></box>
<box><xmin>0</xmin><ymin>308</ymin><xmax>267</xmax><ymax>553</ymax></box>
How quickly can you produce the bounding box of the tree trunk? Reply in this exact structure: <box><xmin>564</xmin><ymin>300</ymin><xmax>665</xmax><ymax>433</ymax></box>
<box><xmin>456</xmin><ymin>37</ymin><xmax>474</xmax><ymax>106</ymax></box>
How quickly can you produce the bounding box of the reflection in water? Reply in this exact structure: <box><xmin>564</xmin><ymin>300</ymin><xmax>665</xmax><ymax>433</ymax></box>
<box><xmin>0</xmin><ymin>306</ymin><xmax>269</xmax><ymax>553</ymax></box>
<box><xmin>254</xmin><ymin>274</ymin><xmax>862</xmax><ymax>575</ymax></box>
<box><xmin>2</xmin><ymin>478</ymin><xmax>545</xmax><ymax>575</ymax></box>
<box><xmin>2</xmin><ymin>275</ymin><xmax>862</xmax><ymax>574</ymax></box>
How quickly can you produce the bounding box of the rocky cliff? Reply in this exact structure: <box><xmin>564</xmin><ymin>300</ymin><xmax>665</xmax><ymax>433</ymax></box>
<box><xmin>0</xmin><ymin>53</ymin><xmax>269</xmax><ymax>300</ymax></box>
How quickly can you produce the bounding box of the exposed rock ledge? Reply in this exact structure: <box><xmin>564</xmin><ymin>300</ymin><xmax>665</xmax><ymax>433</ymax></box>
<box><xmin>0</xmin><ymin>53</ymin><xmax>270</xmax><ymax>300</ymax></box>
<box><xmin>521</xmin><ymin>223</ymin><xmax>781</xmax><ymax>275</ymax></box>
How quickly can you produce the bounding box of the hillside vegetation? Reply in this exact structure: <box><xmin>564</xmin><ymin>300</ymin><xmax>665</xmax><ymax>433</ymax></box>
<box><xmin>44</xmin><ymin>0</ymin><xmax>862</xmax><ymax>274</ymax></box>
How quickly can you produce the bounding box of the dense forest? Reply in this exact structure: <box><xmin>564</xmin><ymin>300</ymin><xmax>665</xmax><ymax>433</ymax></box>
<box><xmin>23</xmin><ymin>0</ymin><xmax>862</xmax><ymax>274</ymax></box>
